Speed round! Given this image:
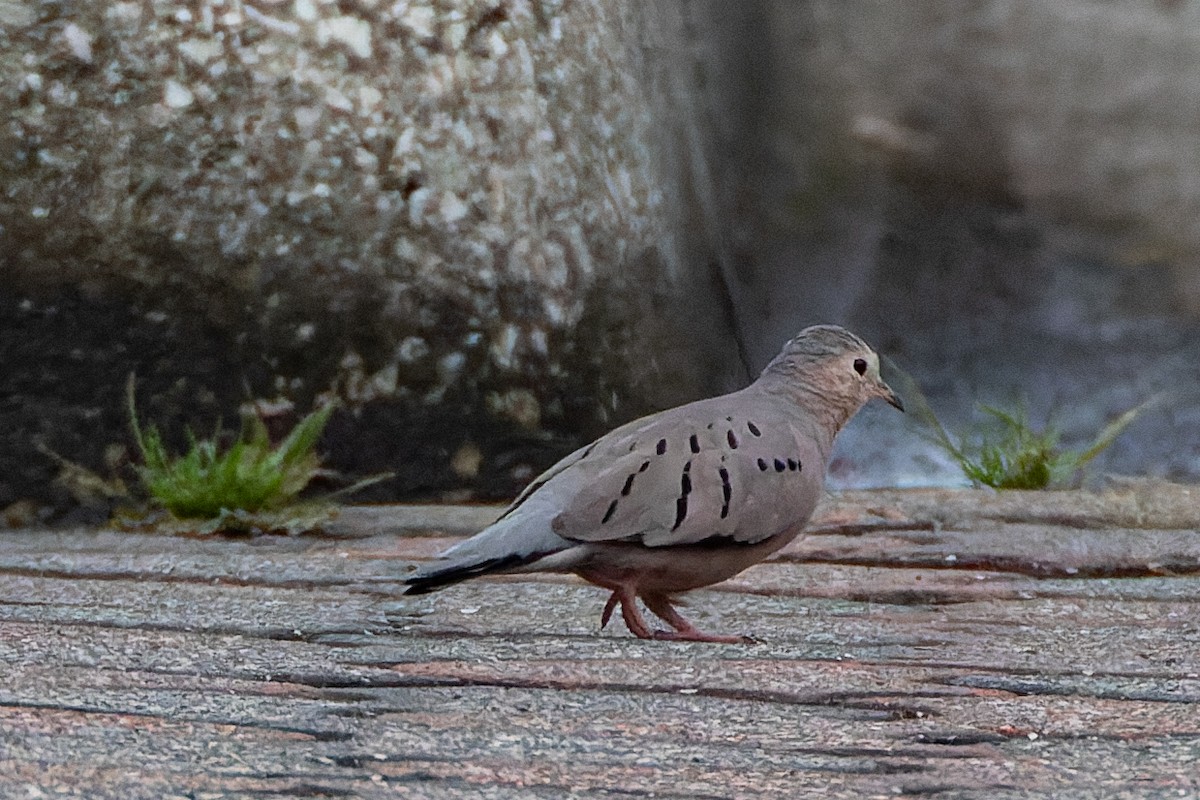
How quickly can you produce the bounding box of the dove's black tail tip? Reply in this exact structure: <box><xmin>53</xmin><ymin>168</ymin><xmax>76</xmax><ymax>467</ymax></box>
<box><xmin>402</xmin><ymin>554</ymin><xmax>530</xmax><ymax>595</ymax></box>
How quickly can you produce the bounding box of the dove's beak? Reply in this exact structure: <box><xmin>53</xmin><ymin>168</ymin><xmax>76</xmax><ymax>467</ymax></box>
<box><xmin>879</xmin><ymin>381</ymin><xmax>905</xmax><ymax>412</ymax></box>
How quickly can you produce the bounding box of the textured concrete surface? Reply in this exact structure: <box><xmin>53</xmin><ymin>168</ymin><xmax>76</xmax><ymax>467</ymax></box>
<box><xmin>1</xmin><ymin>487</ymin><xmax>1198</xmax><ymax>798</ymax></box>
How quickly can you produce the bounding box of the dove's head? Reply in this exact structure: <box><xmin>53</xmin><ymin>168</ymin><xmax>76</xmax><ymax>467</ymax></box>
<box><xmin>759</xmin><ymin>325</ymin><xmax>903</xmax><ymax>425</ymax></box>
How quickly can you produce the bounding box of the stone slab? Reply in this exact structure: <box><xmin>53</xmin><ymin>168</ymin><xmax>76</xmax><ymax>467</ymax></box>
<box><xmin>1</xmin><ymin>489</ymin><xmax>1197</xmax><ymax>798</ymax></box>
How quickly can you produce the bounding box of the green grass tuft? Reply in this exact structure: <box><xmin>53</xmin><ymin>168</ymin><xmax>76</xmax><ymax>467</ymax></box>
<box><xmin>881</xmin><ymin>357</ymin><xmax>1149</xmax><ymax>490</ymax></box>
<box><xmin>947</xmin><ymin>400</ymin><xmax>1149</xmax><ymax>489</ymax></box>
<box><xmin>127</xmin><ymin>377</ymin><xmax>335</xmax><ymax>519</ymax></box>
<box><xmin>953</xmin><ymin>404</ymin><xmax>1068</xmax><ymax>489</ymax></box>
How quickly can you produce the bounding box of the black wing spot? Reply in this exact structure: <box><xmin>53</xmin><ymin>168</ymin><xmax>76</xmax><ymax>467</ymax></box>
<box><xmin>656</xmin><ymin>438</ymin><xmax>667</xmax><ymax>455</ymax></box>
<box><xmin>628</xmin><ymin>441</ymin><xmax>637</xmax><ymax>452</ymax></box>
<box><xmin>774</xmin><ymin>458</ymin><xmax>786</xmax><ymax>472</ymax></box>
<box><xmin>726</xmin><ymin>429</ymin><xmax>739</xmax><ymax>449</ymax></box>
<box><xmin>746</xmin><ymin>421</ymin><xmax>762</xmax><ymax>437</ymax></box>
<box><xmin>706</xmin><ymin>422</ymin><xmax>714</xmax><ymax>429</ymax></box>
<box><xmin>757</xmin><ymin>458</ymin><xmax>768</xmax><ymax>471</ymax></box>
<box><xmin>718</xmin><ymin>466</ymin><xmax>731</xmax><ymax>519</ymax></box>
<box><xmin>621</xmin><ymin>473</ymin><xmax>636</xmax><ymax>496</ymax></box>
<box><xmin>638</xmin><ymin>459</ymin><xmax>650</xmax><ymax>473</ymax></box>
<box><xmin>601</xmin><ymin>499</ymin><xmax>619</xmax><ymax>524</ymax></box>
<box><xmin>795</xmin><ymin>458</ymin><xmax>802</xmax><ymax>472</ymax></box>
<box><xmin>672</xmin><ymin>496</ymin><xmax>688</xmax><ymax>531</ymax></box>
<box><xmin>689</xmin><ymin>433</ymin><xmax>700</xmax><ymax>454</ymax></box>
<box><xmin>787</xmin><ymin>458</ymin><xmax>799</xmax><ymax>471</ymax></box>
<box><xmin>672</xmin><ymin>465</ymin><xmax>693</xmax><ymax>531</ymax></box>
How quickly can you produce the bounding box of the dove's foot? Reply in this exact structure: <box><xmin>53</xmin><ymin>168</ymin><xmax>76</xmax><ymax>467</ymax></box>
<box><xmin>643</xmin><ymin>593</ymin><xmax>754</xmax><ymax>644</ymax></box>
<box><xmin>651</xmin><ymin>628</ymin><xmax>756</xmax><ymax>644</ymax></box>
<box><xmin>596</xmin><ymin>586</ymin><xmax>753</xmax><ymax>644</ymax></box>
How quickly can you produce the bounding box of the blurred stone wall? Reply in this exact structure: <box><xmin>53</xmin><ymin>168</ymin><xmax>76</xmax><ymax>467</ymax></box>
<box><xmin>732</xmin><ymin>0</ymin><xmax>1200</xmax><ymax>358</ymax></box>
<box><xmin>0</xmin><ymin>0</ymin><xmax>748</xmax><ymax>519</ymax></box>
<box><xmin>718</xmin><ymin>0</ymin><xmax>1200</xmax><ymax>487</ymax></box>
<box><xmin>9</xmin><ymin>0</ymin><xmax>1198</xmax><ymax>518</ymax></box>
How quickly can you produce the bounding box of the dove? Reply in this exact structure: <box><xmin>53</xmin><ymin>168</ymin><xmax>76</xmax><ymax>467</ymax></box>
<box><xmin>404</xmin><ymin>325</ymin><xmax>903</xmax><ymax>643</ymax></box>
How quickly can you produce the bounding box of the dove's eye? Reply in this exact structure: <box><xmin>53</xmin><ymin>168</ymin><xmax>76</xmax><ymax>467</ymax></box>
<box><xmin>853</xmin><ymin>358</ymin><xmax>867</xmax><ymax>376</ymax></box>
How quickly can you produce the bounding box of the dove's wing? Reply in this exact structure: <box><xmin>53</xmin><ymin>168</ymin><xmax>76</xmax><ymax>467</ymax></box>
<box><xmin>548</xmin><ymin>390</ymin><xmax>827</xmax><ymax>548</ymax></box>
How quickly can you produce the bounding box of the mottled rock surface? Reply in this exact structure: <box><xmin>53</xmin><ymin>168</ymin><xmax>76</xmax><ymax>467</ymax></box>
<box><xmin>0</xmin><ymin>1</ymin><xmax>744</xmax><ymax>517</ymax></box>
<box><xmin>1</xmin><ymin>487</ymin><xmax>1198</xmax><ymax>798</ymax></box>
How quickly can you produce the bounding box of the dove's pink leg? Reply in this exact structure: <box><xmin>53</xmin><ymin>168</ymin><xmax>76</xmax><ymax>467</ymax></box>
<box><xmin>642</xmin><ymin>594</ymin><xmax>754</xmax><ymax>644</ymax></box>
<box><xmin>600</xmin><ymin>591</ymin><xmax>620</xmax><ymax>629</ymax></box>
<box><xmin>598</xmin><ymin>585</ymin><xmax>654</xmax><ymax>638</ymax></box>
<box><xmin>592</xmin><ymin>579</ymin><xmax>751</xmax><ymax>643</ymax></box>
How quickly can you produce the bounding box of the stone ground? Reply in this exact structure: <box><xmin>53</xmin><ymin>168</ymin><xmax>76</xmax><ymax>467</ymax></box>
<box><xmin>1</xmin><ymin>485</ymin><xmax>1198</xmax><ymax>799</ymax></box>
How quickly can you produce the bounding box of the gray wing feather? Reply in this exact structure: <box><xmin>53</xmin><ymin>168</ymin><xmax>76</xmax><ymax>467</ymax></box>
<box><xmin>550</xmin><ymin>396</ymin><xmax>824</xmax><ymax>547</ymax></box>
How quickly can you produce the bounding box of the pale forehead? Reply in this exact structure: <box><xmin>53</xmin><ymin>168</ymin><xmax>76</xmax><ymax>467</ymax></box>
<box><xmin>786</xmin><ymin>325</ymin><xmax>875</xmax><ymax>357</ymax></box>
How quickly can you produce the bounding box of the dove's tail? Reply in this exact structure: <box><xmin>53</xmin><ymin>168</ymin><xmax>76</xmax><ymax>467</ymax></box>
<box><xmin>402</xmin><ymin>502</ymin><xmax>572</xmax><ymax>595</ymax></box>
<box><xmin>403</xmin><ymin>552</ymin><xmax>541</xmax><ymax>595</ymax></box>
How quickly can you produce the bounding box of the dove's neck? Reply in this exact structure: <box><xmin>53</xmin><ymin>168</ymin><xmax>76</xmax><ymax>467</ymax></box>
<box><xmin>754</xmin><ymin>378</ymin><xmax>858</xmax><ymax>454</ymax></box>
